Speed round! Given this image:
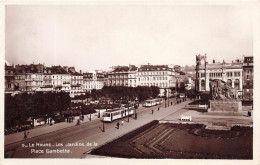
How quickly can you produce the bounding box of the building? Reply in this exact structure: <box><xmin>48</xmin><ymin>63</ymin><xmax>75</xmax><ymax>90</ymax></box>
<box><xmin>137</xmin><ymin>64</ymin><xmax>176</xmax><ymax>96</ymax></box>
<box><xmin>14</xmin><ymin>64</ymin><xmax>44</xmax><ymax>92</ymax></box>
<box><xmin>128</xmin><ymin>65</ymin><xmax>138</xmax><ymax>87</ymax></box>
<box><xmin>49</xmin><ymin>66</ymin><xmax>71</xmax><ymax>92</ymax></box>
<box><xmin>107</xmin><ymin>65</ymin><xmax>138</xmax><ymax>87</ymax></box>
<box><xmin>37</xmin><ymin>67</ymin><xmax>53</xmax><ymax>92</ymax></box>
<box><xmin>5</xmin><ymin>62</ymin><xmax>15</xmax><ymax>92</ymax></box>
<box><xmin>83</xmin><ymin>71</ymin><xmax>106</xmax><ymax>92</ymax></box>
<box><xmin>243</xmin><ymin>56</ymin><xmax>253</xmax><ymax>100</ymax></box>
<box><xmin>195</xmin><ymin>54</ymin><xmax>243</xmax><ymax>97</ymax></box>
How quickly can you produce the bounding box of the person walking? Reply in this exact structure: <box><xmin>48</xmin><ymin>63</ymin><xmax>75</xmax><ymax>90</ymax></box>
<box><xmin>152</xmin><ymin>109</ymin><xmax>154</xmax><ymax>114</ymax></box>
<box><xmin>121</xmin><ymin>119</ymin><xmax>124</xmax><ymax>126</ymax></box>
<box><xmin>117</xmin><ymin>120</ymin><xmax>120</xmax><ymax>129</ymax></box>
<box><xmin>24</xmin><ymin>130</ymin><xmax>29</xmax><ymax>139</ymax></box>
<box><xmin>76</xmin><ymin>119</ymin><xmax>80</xmax><ymax>126</ymax></box>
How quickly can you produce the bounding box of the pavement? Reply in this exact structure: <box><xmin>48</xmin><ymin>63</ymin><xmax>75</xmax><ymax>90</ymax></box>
<box><xmin>161</xmin><ymin>105</ymin><xmax>253</xmax><ymax>127</ymax></box>
<box><xmin>4</xmin><ymin>113</ymin><xmax>100</xmax><ymax>146</ymax></box>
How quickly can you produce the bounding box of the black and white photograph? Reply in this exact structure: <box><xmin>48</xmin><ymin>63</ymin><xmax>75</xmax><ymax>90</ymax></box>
<box><xmin>1</xmin><ymin>1</ymin><xmax>260</xmax><ymax>165</ymax></box>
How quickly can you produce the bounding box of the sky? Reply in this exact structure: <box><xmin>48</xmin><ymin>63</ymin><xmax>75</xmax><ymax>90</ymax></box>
<box><xmin>5</xmin><ymin>4</ymin><xmax>253</xmax><ymax>72</ymax></box>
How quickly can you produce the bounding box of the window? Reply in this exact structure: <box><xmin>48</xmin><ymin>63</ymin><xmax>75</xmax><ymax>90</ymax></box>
<box><xmin>201</xmin><ymin>80</ymin><xmax>205</xmax><ymax>90</ymax></box>
<box><xmin>234</xmin><ymin>79</ymin><xmax>239</xmax><ymax>90</ymax></box>
<box><xmin>227</xmin><ymin>79</ymin><xmax>232</xmax><ymax>86</ymax></box>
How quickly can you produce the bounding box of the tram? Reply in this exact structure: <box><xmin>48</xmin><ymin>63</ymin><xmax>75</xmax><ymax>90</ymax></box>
<box><xmin>103</xmin><ymin>107</ymin><xmax>135</xmax><ymax>122</ymax></box>
<box><xmin>142</xmin><ymin>98</ymin><xmax>162</xmax><ymax>107</ymax></box>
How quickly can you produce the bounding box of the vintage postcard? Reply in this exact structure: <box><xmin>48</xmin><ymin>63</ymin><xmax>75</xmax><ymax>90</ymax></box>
<box><xmin>1</xmin><ymin>1</ymin><xmax>260</xmax><ymax>165</ymax></box>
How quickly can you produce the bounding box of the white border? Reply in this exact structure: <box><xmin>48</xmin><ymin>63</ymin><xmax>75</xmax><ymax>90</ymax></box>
<box><xmin>0</xmin><ymin>1</ymin><xmax>260</xmax><ymax>165</ymax></box>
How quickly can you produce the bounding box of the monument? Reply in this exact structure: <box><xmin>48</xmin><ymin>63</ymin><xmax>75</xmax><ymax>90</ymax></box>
<box><xmin>208</xmin><ymin>79</ymin><xmax>242</xmax><ymax>113</ymax></box>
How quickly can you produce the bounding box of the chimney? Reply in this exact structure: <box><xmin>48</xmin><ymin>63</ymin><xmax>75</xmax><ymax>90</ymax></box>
<box><xmin>80</xmin><ymin>70</ymin><xmax>82</xmax><ymax>74</ymax></box>
<box><xmin>213</xmin><ymin>59</ymin><xmax>215</xmax><ymax>63</ymax></box>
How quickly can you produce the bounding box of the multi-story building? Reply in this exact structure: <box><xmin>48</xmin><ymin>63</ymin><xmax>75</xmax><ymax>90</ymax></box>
<box><xmin>128</xmin><ymin>65</ymin><xmax>138</xmax><ymax>87</ymax></box>
<box><xmin>195</xmin><ymin>55</ymin><xmax>243</xmax><ymax>97</ymax></box>
<box><xmin>83</xmin><ymin>71</ymin><xmax>106</xmax><ymax>92</ymax></box>
<box><xmin>137</xmin><ymin>64</ymin><xmax>176</xmax><ymax>96</ymax></box>
<box><xmin>243</xmin><ymin>56</ymin><xmax>253</xmax><ymax>100</ymax></box>
<box><xmin>37</xmin><ymin>67</ymin><xmax>53</xmax><ymax>92</ymax></box>
<box><xmin>51</xmin><ymin>66</ymin><xmax>71</xmax><ymax>92</ymax></box>
<box><xmin>5</xmin><ymin>62</ymin><xmax>15</xmax><ymax>92</ymax></box>
<box><xmin>68</xmin><ymin>67</ymin><xmax>84</xmax><ymax>96</ymax></box>
<box><xmin>107</xmin><ymin>65</ymin><xmax>138</xmax><ymax>87</ymax></box>
<box><xmin>14</xmin><ymin>64</ymin><xmax>44</xmax><ymax>92</ymax></box>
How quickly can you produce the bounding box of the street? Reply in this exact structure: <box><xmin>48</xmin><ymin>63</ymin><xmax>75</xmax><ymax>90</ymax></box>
<box><xmin>5</xmin><ymin>99</ymin><xmax>190</xmax><ymax>158</ymax></box>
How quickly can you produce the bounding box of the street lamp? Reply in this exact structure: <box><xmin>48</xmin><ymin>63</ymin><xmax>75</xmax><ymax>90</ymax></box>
<box><xmin>168</xmin><ymin>89</ymin><xmax>170</xmax><ymax>107</ymax></box>
<box><xmin>102</xmin><ymin>120</ymin><xmax>105</xmax><ymax>132</ymax></box>
<box><xmin>127</xmin><ymin>100</ymin><xmax>130</xmax><ymax>122</ymax></box>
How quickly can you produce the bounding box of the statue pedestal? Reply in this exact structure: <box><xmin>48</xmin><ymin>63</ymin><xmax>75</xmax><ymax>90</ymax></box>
<box><xmin>208</xmin><ymin>100</ymin><xmax>242</xmax><ymax>113</ymax></box>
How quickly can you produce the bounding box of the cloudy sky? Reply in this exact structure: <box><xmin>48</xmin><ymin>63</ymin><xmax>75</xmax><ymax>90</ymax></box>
<box><xmin>5</xmin><ymin>4</ymin><xmax>253</xmax><ymax>71</ymax></box>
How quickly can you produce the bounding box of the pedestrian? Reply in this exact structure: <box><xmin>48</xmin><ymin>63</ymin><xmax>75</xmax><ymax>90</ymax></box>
<box><xmin>152</xmin><ymin>109</ymin><xmax>154</xmax><ymax>114</ymax></box>
<box><xmin>50</xmin><ymin>118</ymin><xmax>53</xmax><ymax>126</ymax></box>
<box><xmin>76</xmin><ymin>119</ymin><xmax>80</xmax><ymax>125</ymax></box>
<box><xmin>171</xmin><ymin>102</ymin><xmax>172</xmax><ymax>106</ymax></box>
<box><xmin>82</xmin><ymin>114</ymin><xmax>84</xmax><ymax>121</ymax></box>
<box><xmin>121</xmin><ymin>119</ymin><xmax>124</xmax><ymax>125</ymax></box>
<box><xmin>158</xmin><ymin>107</ymin><xmax>160</xmax><ymax>111</ymax></box>
<box><xmin>117</xmin><ymin>121</ymin><xmax>120</xmax><ymax>129</ymax></box>
<box><xmin>24</xmin><ymin>130</ymin><xmax>29</xmax><ymax>139</ymax></box>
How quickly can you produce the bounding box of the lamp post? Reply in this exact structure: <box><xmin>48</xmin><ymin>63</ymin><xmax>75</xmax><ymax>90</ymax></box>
<box><xmin>168</xmin><ymin>88</ymin><xmax>170</xmax><ymax>107</ymax></box>
<box><xmin>127</xmin><ymin>100</ymin><xmax>130</xmax><ymax>122</ymax></box>
<box><xmin>102</xmin><ymin>120</ymin><xmax>105</xmax><ymax>132</ymax></box>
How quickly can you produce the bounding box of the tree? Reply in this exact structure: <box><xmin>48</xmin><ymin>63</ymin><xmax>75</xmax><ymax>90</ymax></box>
<box><xmin>56</xmin><ymin>92</ymin><xmax>71</xmax><ymax>120</ymax></box>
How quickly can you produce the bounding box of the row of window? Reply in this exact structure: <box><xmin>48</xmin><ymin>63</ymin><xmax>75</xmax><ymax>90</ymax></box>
<box><xmin>140</xmin><ymin>83</ymin><xmax>168</xmax><ymax>88</ymax></box>
<box><xmin>85</xmin><ymin>85</ymin><xmax>103</xmax><ymax>89</ymax></box>
<box><xmin>209</xmin><ymin>72</ymin><xmax>222</xmax><ymax>78</ymax></box>
<box><xmin>226</xmin><ymin>72</ymin><xmax>241</xmax><ymax>77</ymax></box>
<box><xmin>139</xmin><ymin>76</ymin><xmax>168</xmax><ymax>81</ymax></box>
<box><xmin>199</xmin><ymin>79</ymin><xmax>241</xmax><ymax>90</ymax></box>
<box><xmin>138</xmin><ymin>71</ymin><xmax>171</xmax><ymax>76</ymax></box>
<box><xmin>198</xmin><ymin>71</ymin><xmax>242</xmax><ymax>78</ymax></box>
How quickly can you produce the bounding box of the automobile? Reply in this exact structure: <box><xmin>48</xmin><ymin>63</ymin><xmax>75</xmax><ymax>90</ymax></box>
<box><xmin>179</xmin><ymin>93</ymin><xmax>186</xmax><ymax>98</ymax></box>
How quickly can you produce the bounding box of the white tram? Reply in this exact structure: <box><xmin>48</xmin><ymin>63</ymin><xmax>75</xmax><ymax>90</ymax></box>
<box><xmin>103</xmin><ymin>107</ymin><xmax>135</xmax><ymax>122</ymax></box>
<box><xmin>142</xmin><ymin>98</ymin><xmax>162</xmax><ymax>107</ymax></box>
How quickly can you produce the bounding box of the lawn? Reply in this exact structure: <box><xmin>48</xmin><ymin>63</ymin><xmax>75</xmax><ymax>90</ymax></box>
<box><xmin>91</xmin><ymin>122</ymin><xmax>252</xmax><ymax>159</ymax></box>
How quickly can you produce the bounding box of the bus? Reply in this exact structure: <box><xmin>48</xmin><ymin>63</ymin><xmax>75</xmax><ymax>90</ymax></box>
<box><xmin>142</xmin><ymin>98</ymin><xmax>162</xmax><ymax>107</ymax></box>
<box><xmin>103</xmin><ymin>107</ymin><xmax>135</xmax><ymax>122</ymax></box>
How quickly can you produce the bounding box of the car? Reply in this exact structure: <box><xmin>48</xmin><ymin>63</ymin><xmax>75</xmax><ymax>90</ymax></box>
<box><xmin>179</xmin><ymin>93</ymin><xmax>185</xmax><ymax>98</ymax></box>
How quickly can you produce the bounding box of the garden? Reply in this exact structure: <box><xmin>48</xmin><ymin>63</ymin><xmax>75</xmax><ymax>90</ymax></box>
<box><xmin>91</xmin><ymin>122</ymin><xmax>253</xmax><ymax>159</ymax></box>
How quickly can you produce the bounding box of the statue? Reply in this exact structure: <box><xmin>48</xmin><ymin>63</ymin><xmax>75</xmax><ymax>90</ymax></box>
<box><xmin>209</xmin><ymin>79</ymin><xmax>237</xmax><ymax>100</ymax></box>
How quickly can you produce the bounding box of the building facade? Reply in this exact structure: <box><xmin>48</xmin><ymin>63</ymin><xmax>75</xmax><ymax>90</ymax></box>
<box><xmin>243</xmin><ymin>56</ymin><xmax>253</xmax><ymax>100</ymax></box>
<box><xmin>83</xmin><ymin>71</ymin><xmax>106</xmax><ymax>92</ymax></box>
<box><xmin>137</xmin><ymin>65</ymin><xmax>176</xmax><ymax>96</ymax></box>
<box><xmin>14</xmin><ymin>64</ymin><xmax>44</xmax><ymax>92</ymax></box>
<box><xmin>107</xmin><ymin>65</ymin><xmax>138</xmax><ymax>87</ymax></box>
<box><xmin>195</xmin><ymin>55</ymin><xmax>243</xmax><ymax>97</ymax></box>
<box><xmin>5</xmin><ymin>62</ymin><xmax>15</xmax><ymax>92</ymax></box>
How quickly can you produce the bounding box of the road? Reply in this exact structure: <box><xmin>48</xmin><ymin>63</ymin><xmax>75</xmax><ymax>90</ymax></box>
<box><xmin>5</xmin><ymin>99</ymin><xmax>189</xmax><ymax>158</ymax></box>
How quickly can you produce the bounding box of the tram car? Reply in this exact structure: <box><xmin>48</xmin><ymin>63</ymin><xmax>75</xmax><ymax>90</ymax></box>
<box><xmin>142</xmin><ymin>98</ymin><xmax>162</xmax><ymax>107</ymax></box>
<box><xmin>103</xmin><ymin>107</ymin><xmax>135</xmax><ymax>122</ymax></box>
